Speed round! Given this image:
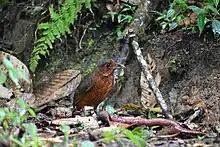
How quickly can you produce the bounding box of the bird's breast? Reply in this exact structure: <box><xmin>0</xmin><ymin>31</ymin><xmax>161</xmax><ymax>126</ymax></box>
<box><xmin>76</xmin><ymin>74</ymin><xmax>114</xmax><ymax>108</ymax></box>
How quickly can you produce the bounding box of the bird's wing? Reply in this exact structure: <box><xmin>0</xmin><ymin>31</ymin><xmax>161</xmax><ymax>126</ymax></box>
<box><xmin>73</xmin><ymin>74</ymin><xmax>94</xmax><ymax>105</ymax></box>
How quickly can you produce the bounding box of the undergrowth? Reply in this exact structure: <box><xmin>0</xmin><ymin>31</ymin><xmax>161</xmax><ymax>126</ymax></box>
<box><xmin>155</xmin><ymin>0</ymin><xmax>220</xmax><ymax>36</ymax></box>
<box><xmin>104</xmin><ymin>3</ymin><xmax>136</xmax><ymax>39</ymax></box>
<box><xmin>30</xmin><ymin>0</ymin><xmax>91</xmax><ymax>72</ymax></box>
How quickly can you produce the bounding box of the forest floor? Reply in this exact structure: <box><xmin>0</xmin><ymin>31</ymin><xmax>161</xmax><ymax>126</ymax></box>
<box><xmin>0</xmin><ymin>0</ymin><xmax>220</xmax><ymax>146</ymax></box>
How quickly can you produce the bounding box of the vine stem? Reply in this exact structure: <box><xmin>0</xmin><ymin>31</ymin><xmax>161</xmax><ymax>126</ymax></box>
<box><xmin>131</xmin><ymin>38</ymin><xmax>173</xmax><ymax>119</ymax></box>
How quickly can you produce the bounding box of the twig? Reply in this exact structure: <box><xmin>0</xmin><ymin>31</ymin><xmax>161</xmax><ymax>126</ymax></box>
<box><xmin>110</xmin><ymin>115</ymin><xmax>205</xmax><ymax>135</ymax></box>
<box><xmin>130</xmin><ymin>38</ymin><xmax>173</xmax><ymax>119</ymax></box>
<box><xmin>78</xmin><ymin>27</ymin><xmax>88</xmax><ymax>50</ymax></box>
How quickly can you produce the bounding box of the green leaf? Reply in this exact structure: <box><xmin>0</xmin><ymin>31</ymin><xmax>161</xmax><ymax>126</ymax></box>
<box><xmin>48</xmin><ymin>32</ymin><xmax>55</xmax><ymax>43</ymax></box>
<box><xmin>212</xmin><ymin>19</ymin><xmax>220</xmax><ymax>35</ymax></box>
<box><xmin>81</xmin><ymin>140</ymin><xmax>94</xmax><ymax>147</ymax></box>
<box><xmin>216</xmin><ymin>126</ymin><xmax>220</xmax><ymax>133</ymax></box>
<box><xmin>38</xmin><ymin>23</ymin><xmax>49</xmax><ymax>30</ymax></box>
<box><xmin>188</xmin><ymin>5</ymin><xmax>203</xmax><ymax>14</ymax></box>
<box><xmin>121</xmin><ymin>7</ymin><xmax>132</xmax><ymax>13</ymax></box>
<box><xmin>167</xmin><ymin>9</ymin><xmax>175</xmax><ymax>18</ymax></box>
<box><xmin>28</xmin><ymin>109</ymin><xmax>36</xmax><ymax>117</ymax></box>
<box><xmin>36</xmin><ymin>36</ymin><xmax>47</xmax><ymax>43</ymax></box>
<box><xmin>76</xmin><ymin>0</ymin><xmax>82</xmax><ymax>12</ymax></box>
<box><xmin>123</xmin><ymin>129</ymin><xmax>145</xmax><ymax>147</ymax></box>
<box><xmin>197</xmin><ymin>12</ymin><xmax>206</xmax><ymax>34</ymax></box>
<box><xmin>0</xmin><ymin>70</ymin><xmax>7</xmax><ymax>84</ymax></box>
<box><xmin>23</xmin><ymin>123</ymin><xmax>37</xmax><ymax>138</ymax></box>
<box><xmin>133</xmin><ymin>135</ymin><xmax>146</xmax><ymax>147</ymax></box>
<box><xmin>8</xmin><ymin>69</ymin><xmax>19</xmax><ymax>86</ymax></box>
<box><xmin>169</xmin><ymin>22</ymin><xmax>177</xmax><ymax>31</ymax></box>
<box><xmin>3</xmin><ymin>57</ymin><xmax>14</xmax><ymax>69</ymax></box>
<box><xmin>16</xmin><ymin>69</ymin><xmax>28</xmax><ymax>82</ymax></box>
<box><xmin>207</xmin><ymin>4</ymin><xmax>219</xmax><ymax>15</ymax></box>
<box><xmin>10</xmin><ymin>137</ymin><xmax>26</xmax><ymax>147</ymax></box>
<box><xmin>197</xmin><ymin>135</ymin><xmax>205</xmax><ymax>140</ymax></box>
<box><xmin>119</xmin><ymin>14</ymin><xmax>132</xmax><ymax>23</ymax></box>
<box><xmin>214</xmin><ymin>0</ymin><xmax>219</xmax><ymax>7</ymax></box>
<box><xmin>60</xmin><ymin>125</ymin><xmax>70</xmax><ymax>132</ymax></box>
<box><xmin>108</xmin><ymin>12</ymin><xmax>117</xmax><ymax>22</ymax></box>
<box><xmin>132</xmin><ymin>126</ymin><xmax>149</xmax><ymax>138</ymax></box>
<box><xmin>105</xmin><ymin>104</ymin><xmax>116</xmax><ymax>115</ymax></box>
<box><xmin>156</xmin><ymin>14</ymin><xmax>166</xmax><ymax>21</ymax></box>
<box><xmin>85</xmin><ymin>0</ymin><xmax>91</xmax><ymax>8</ymax></box>
<box><xmin>49</xmin><ymin>6</ymin><xmax>59</xmax><ymax>20</ymax></box>
<box><xmin>51</xmin><ymin>23</ymin><xmax>60</xmax><ymax>38</ymax></box>
<box><xmin>45</xmin><ymin>37</ymin><xmax>53</xmax><ymax>49</ymax></box>
<box><xmin>30</xmin><ymin>59</ymin><xmax>38</xmax><ymax>72</ymax></box>
<box><xmin>88</xmin><ymin>39</ymin><xmax>94</xmax><ymax>47</ymax></box>
<box><xmin>103</xmin><ymin>128</ymin><xmax>119</xmax><ymax>143</ymax></box>
<box><xmin>17</xmin><ymin>98</ymin><xmax>26</xmax><ymax>111</ymax></box>
<box><xmin>117</xmin><ymin>14</ymin><xmax>122</xmax><ymax>23</ymax></box>
<box><xmin>103</xmin><ymin>132</ymin><xmax>116</xmax><ymax>143</ymax></box>
<box><xmin>0</xmin><ymin>109</ymin><xmax>6</xmax><ymax>122</ymax></box>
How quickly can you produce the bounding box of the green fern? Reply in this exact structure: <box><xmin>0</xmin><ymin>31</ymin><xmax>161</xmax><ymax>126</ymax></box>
<box><xmin>30</xmin><ymin>0</ymin><xmax>91</xmax><ymax>72</ymax></box>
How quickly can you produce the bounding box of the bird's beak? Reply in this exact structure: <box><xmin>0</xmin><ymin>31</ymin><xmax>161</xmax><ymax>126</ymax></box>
<box><xmin>115</xmin><ymin>63</ymin><xmax>125</xmax><ymax>69</ymax></box>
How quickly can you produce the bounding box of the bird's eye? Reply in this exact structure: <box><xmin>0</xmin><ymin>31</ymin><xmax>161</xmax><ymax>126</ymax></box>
<box><xmin>105</xmin><ymin>63</ymin><xmax>111</xmax><ymax>67</ymax></box>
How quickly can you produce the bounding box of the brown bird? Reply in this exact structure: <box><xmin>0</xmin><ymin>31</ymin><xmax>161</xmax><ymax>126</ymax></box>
<box><xmin>73</xmin><ymin>59</ymin><xmax>123</xmax><ymax>112</ymax></box>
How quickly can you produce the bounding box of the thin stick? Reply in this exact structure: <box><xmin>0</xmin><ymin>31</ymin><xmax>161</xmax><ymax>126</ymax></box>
<box><xmin>131</xmin><ymin>39</ymin><xmax>173</xmax><ymax>119</ymax></box>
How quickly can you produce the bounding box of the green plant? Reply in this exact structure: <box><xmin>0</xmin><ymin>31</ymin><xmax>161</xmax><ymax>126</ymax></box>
<box><xmin>103</xmin><ymin>127</ymin><xmax>120</xmax><ymax>143</ymax></box>
<box><xmin>103</xmin><ymin>127</ymin><xmax>149</xmax><ymax>147</ymax></box>
<box><xmin>188</xmin><ymin>0</ymin><xmax>220</xmax><ymax>35</ymax></box>
<box><xmin>155</xmin><ymin>0</ymin><xmax>220</xmax><ymax>36</ymax></box>
<box><xmin>122</xmin><ymin>127</ymin><xmax>148</xmax><ymax>147</ymax></box>
<box><xmin>0</xmin><ymin>57</ymin><xmax>28</xmax><ymax>86</ymax></box>
<box><xmin>197</xmin><ymin>135</ymin><xmax>205</xmax><ymax>140</ymax></box>
<box><xmin>106</xmin><ymin>4</ymin><xmax>136</xmax><ymax>38</ymax></box>
<box><xmin>30</xmin><ymin>0</ymin><xmax>91</xmax><ymax>72</ymax></box>
<box><xmin>216</xmin><ymin>126</ymin><xmax>220</xmax><ymax>133</ymax></box>
<box><xmin>60</xmin><ymin>125</ymin><xmax>71</xmax><ymax>146</ymax></box>
<box><xmin>155</xmin><ymin>0</ymin><xmax>189</xmax><ymax>31</ymax></box>
<box><xmin>0</xmin><ymin>98</ymin><xmax>42</xmax><ymax>146</ymax></box>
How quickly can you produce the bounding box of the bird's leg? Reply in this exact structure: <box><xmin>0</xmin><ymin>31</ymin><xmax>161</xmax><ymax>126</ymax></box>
<box><xmin>94</xmin><ymin>107</ymin><xmax>99</xmax><ymax>116</ymax></box>
<box><xmin>82</xmin><ymin>107</ymin><xmax>86</xmax><ymax>117</ymax></box>
<box><xmin>93</xmin><ymin>99</ymin><xmax>108</xmax><ymax>118</ymax></box>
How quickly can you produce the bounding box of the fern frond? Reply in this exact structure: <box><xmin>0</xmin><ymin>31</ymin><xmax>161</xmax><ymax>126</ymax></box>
<box><xmin>30</xmin><ymin>0</ymin><xmax>91</xmax><ymax>72</ymax></box>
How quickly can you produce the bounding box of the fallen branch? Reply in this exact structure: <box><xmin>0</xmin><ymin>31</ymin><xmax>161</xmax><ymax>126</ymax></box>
<box><xmin>130</xmin><ymin>37</ymin><xmax>173</xmax><ymax>119</ymax></box>
<box><xmin>110</xmin><ymin>115</ymin><xmax>205</xmax><ymax>135</ymax></box>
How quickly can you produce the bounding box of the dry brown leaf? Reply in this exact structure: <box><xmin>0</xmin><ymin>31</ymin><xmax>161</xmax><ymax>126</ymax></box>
<box><xmin>147</xmin><ymin>53</ymin><xmax>156</xmax><ymax>73</ymax></box>
<box><xmin>140</xmin><ymin>54</ymin><xmax>161</xmax><ymax>108</ymax></box>
<box><xmin>140</xmin><ymin>72</ymin><xmax>157</xmax><ymax>107</ymax></box>
<box><xmin>155</xmin><ymin>72</ymin><xmax>161</xmax><ymax>87</ymax></box>
<box><xmin>33</xmin><ymin>69</ymin><xmax>81</xmax><ymax>108</ymax></box>
<box><xmin>0</xmin><ymin>51</ymin><xmax>33</xmax><ymax>96</ymax></box>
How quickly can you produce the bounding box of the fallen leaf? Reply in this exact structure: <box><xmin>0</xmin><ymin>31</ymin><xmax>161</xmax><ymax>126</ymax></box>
<box><xmin>155</xmin><ymin>72</ymin><xmax>161</xmax><ymax>87</ymax></box>
<box><xmin>140</xmin><ymin>54</ymin><xmax>161</xmax><ymax>108</ymax></box>
<box><xmin>0</xmin><ymin>51</ymin><xmax>33</xmax><ymax>94</ymax></box>
<box><xmin>33</xmin><ymin>69</ymin><xmax>81</xmax><ymax>109</ymax></box>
